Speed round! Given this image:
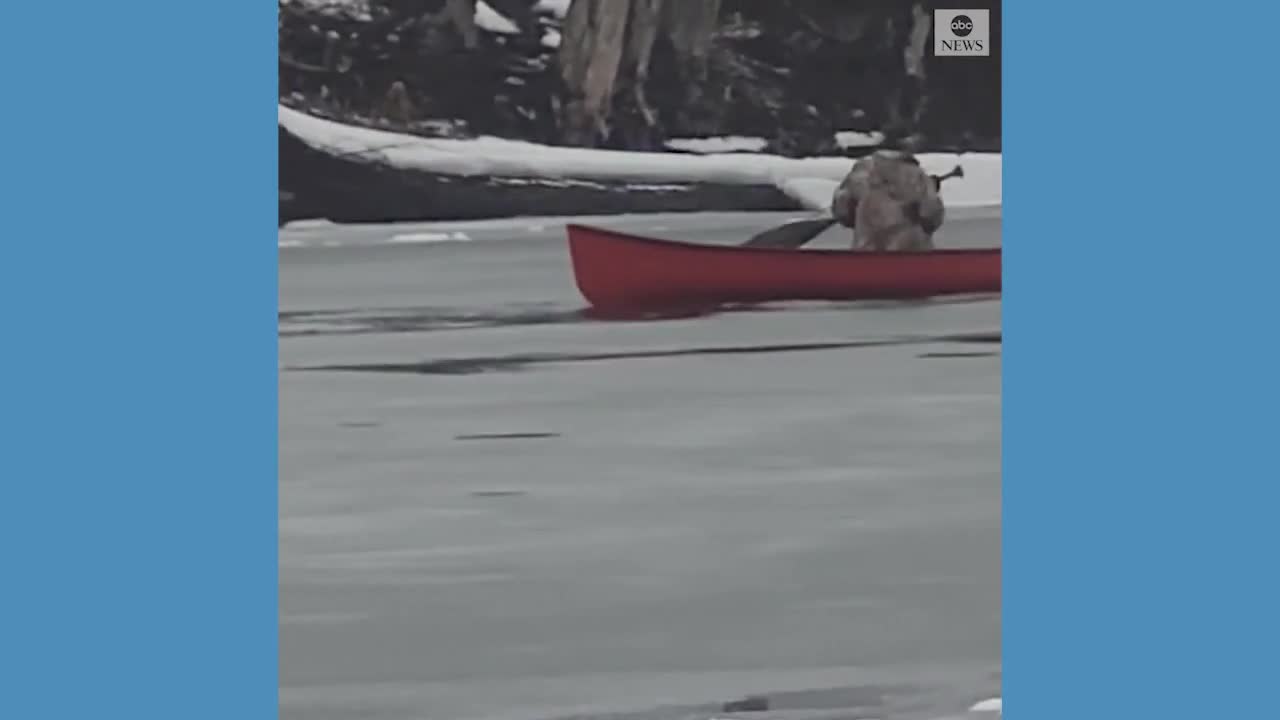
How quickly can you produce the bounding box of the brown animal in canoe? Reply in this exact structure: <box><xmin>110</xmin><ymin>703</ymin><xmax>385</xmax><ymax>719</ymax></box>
<box><xmin>831</xmin><ymin>150</ymin><xmax>965</xmax><ymax>252</ymax></box>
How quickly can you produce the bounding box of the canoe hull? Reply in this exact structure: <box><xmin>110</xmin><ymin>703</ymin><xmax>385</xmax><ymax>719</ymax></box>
<box><xmin>566</xmin><ymin>223</ymin><xmax>1001</xmax><ymax>311</ymax></box>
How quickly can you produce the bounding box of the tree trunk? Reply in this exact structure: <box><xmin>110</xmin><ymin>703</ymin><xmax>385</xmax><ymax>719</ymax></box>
<box><xmin>557</xmin><ymin>0</ymin><xmax>634</xmax><ymax>146</ymax></box>
<box><xmin>902</xmin><ymin>1</ymin><xmax>931</xmax><ymax>133</ymax></box>
<box><xmin>612</xmin><ymin>0</ymin><xmax>666</xmax><ymax>146</ymax></box>
<box><xmin>662</xmin><ymin>0</ymin><xmax>721</xmax><ymax>84</ymax></box>
<box><xmin>557</xmin><ymin>0</ymin><xmax>723</xmax><ymax>147</ymax></box>
<box><xmin>444</xmin><ymin>0</ymin><xmax>479</xmax><ymax>49</ymax></box>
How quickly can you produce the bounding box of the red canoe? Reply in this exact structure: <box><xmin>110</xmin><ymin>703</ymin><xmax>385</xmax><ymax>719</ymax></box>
<box><xmin>566</xmin><ymin>223</ymin><xmax>1001</xmax><ymax>311</ymax></box>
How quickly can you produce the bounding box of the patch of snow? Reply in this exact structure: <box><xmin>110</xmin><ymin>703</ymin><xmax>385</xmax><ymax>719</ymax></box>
<box><xmin>280</xmin><ymin>219</ymin><xmax>336</xmax><ymax>231</ymax></box>
<box><xmin>492</xmin><ymin>176</ymin><xmax>610</xmax><ymax>190</ymax></box>
<box><xmin>282</xmin><ymin>0</ymin><xmax>372</xmax><ymax>20</ymax></box>
<box><xmin>968</xmin><ymin>697</ymin><xmax>1002</xmax><ymax>714</ymax></box>
<box><xmin>388</xmin><ymin>231</ymin><xmax>472</xmax><ymax>244</ymax></box>
<box><xmin>533</xmin><ymin>0</ymin><xmax>571</xmax><ymax>18</ymax></box>
<box><xmin>541</xmin><ymin>29</ymin><xmax>562</xmax><ymax>48</ymax></box>
<box><xmin>835</xmin><ymin>129</ymin><xmax>886</xmax><ymax>149</ymax></box>
<box><xmin>279</xmin><ymin>105</ymin><xmax>1002</xmax><ymax>210</ymax></box>
<box><xmin>665</xmin><ymin>136</ymin><xmax>770</xmax><ymax>154</ymax></box>
<box><xmin>627</xmin><ymin>184</ymin><xmax>692</xmax><ymax>192</ymax></box>
<box><xmin>719</xmin><ymin>24</ymin><xmax>764</xmax><ymax>40</ymax></box>
<box><xmin>475</xmin><ymin>1</ymin><xmax>520</xmax><ymax>35</ymax></box>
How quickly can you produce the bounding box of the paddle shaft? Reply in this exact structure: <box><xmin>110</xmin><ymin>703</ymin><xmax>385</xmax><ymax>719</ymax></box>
<box><xmin>741</xmin><ymin>217</ymin><xmax>838</xmax><ymax>249</ymax></box>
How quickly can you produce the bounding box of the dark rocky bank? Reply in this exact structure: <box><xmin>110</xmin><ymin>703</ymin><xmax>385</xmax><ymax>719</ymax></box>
<box><xmin>279</xmin><ymin>0</ymin><xmax>1000</xmax><ymax>226</ymax></box>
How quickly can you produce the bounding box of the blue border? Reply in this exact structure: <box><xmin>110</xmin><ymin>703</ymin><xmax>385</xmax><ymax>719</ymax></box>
<box><xmin>1006</xmin><ymin>0</ymin><xmax>1280</xmax><ymax>717</ymax></box>
<box><xmin>2</xmin><ymin>2</ymin><xmax>277</xmax><ymax>718</ymax></box>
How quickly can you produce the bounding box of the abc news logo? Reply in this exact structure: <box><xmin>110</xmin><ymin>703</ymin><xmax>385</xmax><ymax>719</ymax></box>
<box><xmin>935</xmin><ymin>9</ymin><xmax>990</xmax><ymax>57</ymax></box>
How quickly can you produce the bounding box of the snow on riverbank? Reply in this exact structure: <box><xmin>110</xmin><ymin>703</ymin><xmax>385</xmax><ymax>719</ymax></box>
<box><xmin>664</xmin><ymin>136</ymin><xmax>772</xmax><ymax>154</ymax></box>
<box><xmin>836</xmin><ymin>130</ymin><xmax>888</xmax><ymax>149</ymax></box>
<box><xmin>533</xmin><ymin>0</ymin><xmax>571</xmax><ymax>18</ymax></box>
<box><xmin>474</xmin><ymin>1</ymin><xmax>519</xmax><ymax>34</ymax></box>
<box><xmin>279</xmin><ymin>106</ymin><xmax>1002</xmax><ymax>211</ymax></box>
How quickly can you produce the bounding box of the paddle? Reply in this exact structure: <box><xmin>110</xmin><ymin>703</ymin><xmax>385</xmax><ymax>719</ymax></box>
<box><xmin>741</xmin><ymin>215</ymin><xmax>838</xmax><ymax>249</ymax></box>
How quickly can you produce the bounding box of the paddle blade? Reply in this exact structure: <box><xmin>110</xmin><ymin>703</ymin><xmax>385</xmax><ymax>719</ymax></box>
<box><xmin>741</xmin><ymin>217</ymin><xmax>838</xmax><ymax>249</ymax></box>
